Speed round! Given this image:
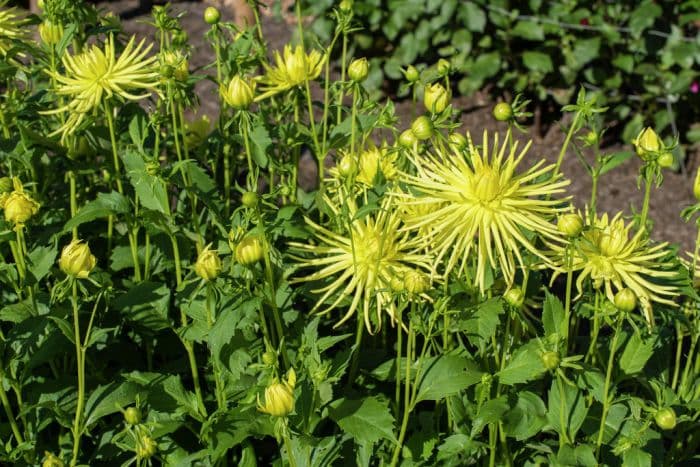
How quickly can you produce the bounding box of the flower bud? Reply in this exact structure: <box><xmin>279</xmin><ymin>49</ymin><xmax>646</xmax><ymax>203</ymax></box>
<box><xmin>204</xmin><ymin>6</ymin><xmax>221</xmax><ymax>24</ymax></box>
<box><xmin>557</xmin><ymin>213</ymin><xmax>583</xmax><ymax>237</ymax></box>
<box><xmin>59</xmin><ymin>239</ymin><xmax>97</xmax><ymax>279</ymax></box>
<box><xmin>124</xmin><ymin>406</ymin><xmax>141</xmax><ymax>426</ymax></box>
<box><xmin>257</xmin><ymin>380</ymin><xmax>294</xmax><ymax>417</ymax></box>
<box><xmin>222</xmin><ymin>75</ymin><xmax>255</xmax><ymax>109</ymax></box>
<box><xmin>436</xmin><ymin>58</ymin><xmax>450</xmax><ymax>76</ymax></box>
<box><xmin>194</xmin><ymin>245</ymin><xmax>222</xmax><ymax>281</ymax></box>
<box><xmin>348</xmin><ymin>57</ymin><xmax>369</xmax><ymax>83</ymax></box>
<box><xmin>262</xmin><ymin>350</ymin><xmax>277</xmax><ymax>366</ymax></box>
<box><xmin>337</xmin><ymin>153</ymin><xmax>357</xmax><ymax>178</ymax></box>
<box><xmin>423</xmin><ymin>82</ymin><xmax>450</xmax><ymax>114</ymax></box>
<box><xmin>404</xmin><ymin>65</ymin><xmax>419</xmax><ymax>83</ymax></box>
<box><xmin>654</xmin><ymin>407</ymin><xmax>677</xmax><ymax>431</ymax></box>
<box><xmin>339</xmin><ymin>0</ymin><xmax>353</xmax><ymax>11</ymax></box>
<box><xmin>39</xmin><ymin>20</ymin><xmax>64</xmax><ymax>46</ymax></box>
<box><xmin>633</xmin><ymin>127</ymin><xmax>661</xmax><ymax>159</ymax></box>
<box><xmin>449</xmin><ymin>132</ymin><xmax>467</xmax><ymax>151</ymax></box>
<box><xmin>657</xmin><ymin>152</ymin><xmax>674</xmax><ymax>168</ymax></box>
<box><xmin>241</xmin><ymin>191</ymin><xmax>258</xmax><ymax>208</ymax></box>
<box><xmin>613</xmin><ymin>288</ymin><xmax>637</xmax><ymax>312</ymax></box>
<box><xmin>503</xmin><ymin>288</ymin><xmax>524</xmax><ymax>308</ymax></box>
<box><xmin>398</xmin><ymin>129</ymin><xmax>418</xmax><ymax>148</ymax></box>
<box><xmin>404</xmin><ymin>269</ymin><xmax>430</xmax><ymax>295</ymax></box>
<box><xmin>411</xmin><ymin>116</ymin><xmax>434</xmax><ymax>141</ymax></box>
<box><xmin>694</xmin><ymin>168</ymin><xmax>700</xmax><ymax>202</ymax></box>
<box><xmin>136</xmin><ymin>435</ymin><xmax>158</xmax><ymax>460</ymax></box>
<box><xmin>235</xmin><ymin>235</ymin><xmax>265</xmax><ymax>266</ymax></box>
<box><xmin>160</xmin><ymin>51</ymin><xmax>188</xmax><ymax>82</ymax></box>
<box><xmin>42</xmin><ymin>452</ymin><xmax>64</xmax><ymax>467</ymax></box>
<box><xmin>492</xmin><ymin>102</ymin><xmax>513</xmax><ymax>122</ymax></box>
<box><xmin>4</xmin><ymin>189</ymin><xmax>40</xmax><ymax>225</ymax></box>
<box><xmin>541</xmin><ymin>351</ymin><xmax>560</xmax><ymax>371</ymax></box>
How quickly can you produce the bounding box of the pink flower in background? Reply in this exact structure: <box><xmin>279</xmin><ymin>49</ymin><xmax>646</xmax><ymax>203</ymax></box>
<box><xmin>579</xmin><ymin>18</ymin><xmax>590</xmax><ymax>26</ymax></box>
<box><xmin>691</xmin><ymin>81</ymin><xmax>699</xmax><ymax>94</ymax></box>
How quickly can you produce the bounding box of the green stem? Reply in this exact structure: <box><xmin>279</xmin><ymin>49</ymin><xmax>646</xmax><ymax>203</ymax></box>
<box><xmin>0</xmin><ymin>374</ymin><xmax>24</xmax><ymax>445</ymax></box>
<box><xmin>390</xmin><ymin>319</ymin><xmax>414</xmax><ymax>467</ymax></box>
<box><xmin>639</xmin><ymin>174</ymin><xmax>652</xmax><ymax>231</ymax></box>
<box><xmin>553</xmin><ymin>112</ymin><xmax>581</xmax><ymax>178</ymax></box>
<box><xmin>596</xmin><ymin>316</ymin><xmax>623</xmax><ymax>457</ymax></box>
<box><xmin>283</xmin><ymin>432</ymin><xmax>297</xmax><ymax>467</ymax></box>
<box><xmin>563</xmin><ymin>244</ymin><xmax>574</xmax><ymax>354</ymax></box>
<box><xmin>586</xmin><ymin>292</ymin><xmax>602</xmax><ymax>364</ymax></box>
<box><xmin>590</xmin><ymin>172</ymin><xmax>599</xmax><ymax>221</ymax></box>
<box><xmin>350</xmin><ymin>85</ymin><xmax>358</xmax><ymax>156</ymax></box>
<box><xmin>346</xmin><ymin>316</ymin><xmax>364</xmax><ymax>386</ymax></box>
<box><xmin>70</xmin><ymin>281</ymin><xmax>85</xmax><ymax>467</ymax></box>
<box><xmin>671</xmin><ymin>322</ymin><xmax>683</xmax><ymax>391</ymax></box>
<box><xmin>69</xmin><ymin>171</ymin><xmax>78</xmax><ymax>240</ymax></box>
<box><xmin>336</xmin><ymin>32</ymin><xmax>348</xmax><ymax>125</ymax></box>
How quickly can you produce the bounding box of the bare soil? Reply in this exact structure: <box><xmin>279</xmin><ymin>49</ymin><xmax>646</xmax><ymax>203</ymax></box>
<box><xmin>105</xmin><ymin>0</ymin><xmax>699</xmax><ymax>253</ymax></box>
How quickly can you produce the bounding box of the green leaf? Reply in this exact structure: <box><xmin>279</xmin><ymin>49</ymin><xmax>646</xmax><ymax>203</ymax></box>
<box><xmin>0</xmin><ymin>301</ymin><xmax>34</xmax><ymax>323</ymax></box>
<box><xmin>619</xmin><ymin>331</ymin><xmax>655</xmax><ymax>375</ymax></box>
<box><xmin>328</xmin><ymin>396</ymin><xmax>396</xmax><ymax>446</ymax></box>
<box><xmin>121</xmin><ymin>150</ymin><xmax>169</xmax><ymax>214</ymax></box>
<box><xmin>623</xmin><ymin>447</ymin><xmax>652</xmax><ymax>467</ymax></box>
<box><xmin>27</xmin><ymin>245</ymin><xmax>57</xmax><ymax>283</ymax></box>
<box><xmin>415</xmin><ymin>353</ymin><xmax>483</xmax><ymax>402</ymax></box>
<box><xmin>629</xmin><ymin>2</ymin><xmax>662</xmax><ymax>37</ymax></box>
<box><xmin>503</xmin><ymin>391</ymin><xmax>547</xmax><ymax>441</ymax></box>
<box><xmin>84</xmin><ymin>380</ymin><xmax>141</xmax><ymax>427</ymax></box>
<box><xmin>512</xmin><ymin>21</ymin><xmax>544</xmax><ymax>41</ymax></box>
<box><xmin>472</xmin><ymin>396</ymin><xmax>509</xmax><ymax>435</ymax></box>
<box><xmin>461</xmin><ymin>297</ymin><xmax>503</xmax><ymax>346</ymax></box>
<box><xmin>113</xmin><ymin>281</ymin><xmax>171</xmax><ymax>331</ymax></box>
<box><xmin>523</xmin><ymin>51</ymin><xmax>553</xmax><ymax>73</ymax></box>
<box><xmin>249</xmin><ymin>122</ymin><xmax>270</xmax><ymax>168</ymax></box>
<box><xmin>460</xmin><ymin>3</ymin><xmax>485</xmax><ymax>32</ymax></box>
<box><xmin>547</xmin><ymin>378</ymin><xmax>588</xmax><ymax>440</ymax></box>
<box><xmin>497</xmin><ymin>340</ymin><xmax>546</xmax><ymax>385</ymax></box>
<box><xmin>63</xmin><ymin>191</ymin><xmax>130</xmax><ymax>232</ymax></box>
<box><xmin>542</xmin><ymin>291</ymin><xmax>564</xmax><ymax>337</ymax></box>
<box><xmin>599</xmin><ymin>151</ymin><xmax>634</xmax><ymax>175</ymax></box>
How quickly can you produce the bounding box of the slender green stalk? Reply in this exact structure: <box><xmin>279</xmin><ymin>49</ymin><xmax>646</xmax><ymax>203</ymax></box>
<box><xmin>70</xmin><ymin>281</ymin><xmax>85</xmax><ymax>467</ymax></box>
<box><xmin>563</xmin><ymin>244</ymin><xmax>574</xmax><ymax>354</ymax></box>
<box><xmin>671</xmin><ymin>322</ymin><xmax>683</xmax><ymax>391</ymax></box>
<box><xmin>639</xmin><ymin>174</ymin><xmax>653</xmax><ymax>231</ymax></box>
<box><xmin>596</xmin><ymin>316</ymin><xmax>623</xmax><ymax>457</ymax></box>
<box><xmin>390</xmin><ymin>319</ymin><xmax>414</xmax><ymax>467</ymax></box>
<box><xmin>346</xmin><ymin>316</ymin><xmax>364</xmax><ymax>386</ymax></box>
<box><xmin>69</xmin><ymin>171</ymin><xmax>78</xmax><ymax>240</ymax></box>
<box><xmin>0</xmin><ymin>374</ymin><xmax>24</xmax><ymax>445</ymax></box>
<box><xmin>350</xmin><ymin>85</ymin><xmax>358</xmax><ymax>156</ymax></box>
<box><xmin>283</xmin><ymin>432</ymin><xmax>298</xmax><ymax>467</ymax></box>
<box><xmin>590</xmin><ymin>172</ymin><xmax>599</xmax><ymax>221</ymax></box>
<box><xmin>586</xmin><ymin>292</ymin><xmax>602</xmax><ymax>364</ymax></box>
<box><xmin>553</xmin><ymin>112</ymin><xmax>581</xmax><ymax>178</ymax></box>
<box><xmin>336</xmin><ymin>32</ymin><xmax>348</xmax><ymax>125</ymax></box>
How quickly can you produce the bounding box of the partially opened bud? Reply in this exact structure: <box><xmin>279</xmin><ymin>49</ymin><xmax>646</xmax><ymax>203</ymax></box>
<box><xmin>194</xmin><ymin>245</ymin><xmax>222</xmax><ymax>281</ymax></box>
<box><xmin>39</xmin><ymin>20</ymin><xmax>64</xmax><ymax>46</ymax></box>
<box><xmin>348</xmin><ymin>57</ymin><xmax>369</xmax><ymax>82</ymax></box>
<box><xmin>437</xmin><ymin>58</ymin><xmax>451</xmax><ymax>76</ymax></box>
<box><xmin>424</xmin><ymin>82</ymin><xmax>450</xmax><ymax>114</ymax></box>
<box><xmin>235</xmin><ymin>235</ymin><xmax>265</xmax><ymax>266</ymax></box>
<box><xmin>222</xmin><ymin>75</ymin><xmax>255</xmax><ymax>109</ymax></box>
<box><xmin>4</xmin><ymin>190</ymin><xmax>39</xmax><ymax>225</ymax></box>
<box><xmin>59</xmin><ymin>239</ymin><xmax>97</xmax><ymax>279</ymax></box>
<box><xmin>42</xmin><ymin>452</ymin><xmax>64</xmax><ymax>467</ymax></box>
<box><xmin>633</xmin><ymin>127</ymin><xmax>661</xmax><ymax>159</ymax></box>
<box><xmin>135</xmin><ymin>435</ymin><xmax>157</xmax><ymax>460</ymax></box>
<box><xmin>257</xmin><ymin>379</ymin><xmax>294</xmax><ymax>417</ymax></box>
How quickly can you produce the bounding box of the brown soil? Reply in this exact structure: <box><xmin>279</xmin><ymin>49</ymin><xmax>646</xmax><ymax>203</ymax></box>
<box><xmin>105</xmin><ymin>0</ymin><xmax>699</xmax><ymax>253</ymax></box>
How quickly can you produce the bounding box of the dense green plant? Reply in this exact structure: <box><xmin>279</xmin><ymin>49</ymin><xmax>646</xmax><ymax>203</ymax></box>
<box><xmin>306</xmin><ymin>0</ymin><xmax>700</xmax><ymax>160</ymax></box>
<box><xmin>0</xmin><ymin>1</ymin><xmax>698</xmax><ymax>466</ymax></box>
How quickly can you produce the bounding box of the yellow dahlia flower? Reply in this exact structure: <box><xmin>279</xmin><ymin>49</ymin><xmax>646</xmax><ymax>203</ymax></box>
<box><xmin>356</xmin><ymin>145</ymin><xmax>399</xmax><ymax>187</ymax></box>
<box><xmin>290</xmin><ymin>198</ymin><xmax>433</xmax><ymax>332</ymax></box>
<box><xmin>257</xmin><ymin>368</ymin><xmax>296</xmax><ymax>417</ymax></box>
<box><xmin>550</xmin><ymin>211</ymin><xmax>680</xmax><ymax>323</ymax></box>
<box><xmin>0</xmin><ymin>1</ymin><xmax>28</xmax><ymax>57</ymax></box>
<box><xmin>44</xmin><ymin>35</ymin><xmax>159</xmax><ymax>139</ymax></box>
<box><xmin>400</xmin><ymin>131</ymin><xmax>570</xmax><ymax>292</ymax></box>
<box><xmin>256</xmin><ymin>44</ymin><xmax>325</xmax><ymax>101</ymax></box>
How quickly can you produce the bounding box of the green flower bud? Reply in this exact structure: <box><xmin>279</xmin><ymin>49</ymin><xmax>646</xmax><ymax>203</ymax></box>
<box><xmin>339</xmin><ymin>0</ymin><xmax>353</xmax><ymax>11</ymax></box>
<box><xmin>658</xmin><ymin>152</ymin><xmax>674</xmax><ymax>168</ymax></box>
<box><xmin>204</xmin><ymin>6</ymin><xmax>221</xmax><ymax>24</ymax></box>
<box><xmin>541</xmin><ymin>351</ymin><xmax>560</xmax><ymax>371</ymax></box>
<box><xmin>398</xmin><ymin>129</ymin><xmax>418</xmax><ymax>148</ymax></box>
<box><xmin>582</xmin><ymin>130</ymin><xmax>598</xmax><ymax>147</ymax></box>
<box><xmin>504</xmin><ymin>288</ymin><xmax>524</xmax><ymax>308</ymax></box>
<box><xmin>404</xmin><ymin>65</ymin><xmax>419</xmax><ymax>83</ymax></box>
<box><xmin>59</xmin><ymin>239</ymin><xmax>97</xmax><ymax>279</ymax></box>
<box><xmin>448</xmin><ymin>132</ymin><xmax>467</xmax><ymax>151</ymax></box>
<box><xmin>633</xmin><ymin>127</ymin><xmax>661</xmax><ymax>160</ymax></box>
<box><xmin>124</xmin><ymin>406</ymin><xmax>141</xmax><ymax>426</ymax></box>
<box><xmin>436</xmin><ymin>58</ymin><xmax>450</xmax><ymax>76</ymax></box>
<box><xmin>241</xmin><ymin>191</ymin><xmax>259</xmax><ymax>208</ymax></box>
<box><xmin>257</xmin><ymin>372</ymin><xmax>295</xmax><ymax>417</ymax></box>
<box><xmin>42</xmin><ymin>452</ymin><xmax>64</xmax><ymax>467</ymax></box>
<box><xmin>411</xmin><ymin>116</ymin><xmax>434</xmax><ymax>141</ymax></box>
<box><xmin>348</xmin><ymin>57</ymin><xmax>369</xmax><ymax>83</ymax></box>
<box><xmin>337</xmin><ymin>153</ymin><xmax>357</xmax><ymax>178</ymax></box>
<box><xmin>492</xmin><ymin>102</ymin><xmax>513</xmax><ymax>122</ymax></box>
<box><xmin>613</xmin><ymin>288</ymin><xmax>637</xmax><ymax>312</ymax></box>
<box><xmin>262</xmin><ymin>350</ymin><xmax>277</xmax><ymax>366</ymax></box>
<box><xmin>557</xmin><ymin>213</ymin><xmax>584</xmax><ymax>237</ymax></box>
<box><xmin>235</xmin><ymin>235</ymin><xmax>265</xmax><ymax>266</ymax></box>
<box><xmin>423</xmin><ymin>82</ymin><xmax>450</xmax><ymax>114</ymax></box>
<box><xmin>222</xmin><ymin>75</ymin><xmax>255</xmax><ymax>110</ymax></box>
<box><xmin>654</xmin><ymin>407</ymin><xmax>677</xmax><ymax>431</ymax></box>
<box><xmin>194</xmin><ymin>245</ymin><xmax>222</xmax><ymax>281</ymax></box>
<box><xmin>39</xmin><ymin>20</ymin><xmax>64</xmax><ymax>46</ymax></box>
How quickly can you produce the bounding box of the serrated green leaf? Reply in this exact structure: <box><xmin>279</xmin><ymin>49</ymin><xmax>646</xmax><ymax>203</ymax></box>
<box><xmin>542</xmin><ymin>291</ymin><xmax>564</xmax><ymax>337</ymax></box>
<box><xmin>84</xmin><ymin>380</ymin><xmax>141</xmax><ymax>427</ymax></box>
<box><xmin>122</xmin><ymin>150</ymin><xmax>169</xmax><ymax>214</ymax></box>
<box><xmin>63</xmin><ymin>191</ymin><xmax>130</xmax><ymax>232</ymax></box>
<box><xmin>415</xmin><ymin>353</ymin><xmax>483</xmax><ymax>402</ymax></box>
<box><xmin>497</xmin><ymin>341</ymin><xmax>546</xmax><ymax>385</ymax></box>
<box><xmin>523</xmin><ymin>51</ymin><xmax>553</xmax><ymax>73</ymax></box>
<box><xmin>620</xmin><ymin>331</ymin><xmax>655</xmax><ymax>375</ymax></box>
<box><xmin>329</xmin><ymin>396</ymin><xmax>396</xmax><ymax>446</ymax></box>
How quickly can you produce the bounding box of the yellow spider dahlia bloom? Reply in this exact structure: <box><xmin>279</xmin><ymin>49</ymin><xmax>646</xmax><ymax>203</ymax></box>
<box><xmin>44</xmin><ymin>35</ymin><xmax>159</xmax><ymax>139</ymax></box>
<box><xmin>400</xmin><ymin>131</ymin><xmax>570</xmax><ymax>292</ymax></box>
<box><xmin>550</xmin><ymin>211</ymin><xmax>680</xmax><ymax>323</ymax></box>
<box><xmin>290</xmin><ymin>198</ymin><xmax>433</xmax><ymax>333</ymax></box>
<box><xmin>0</xmin><ymin>1</ymin><xmax>28</xmax><ymax>57</ymax></box>
<box><xmin>256</xmin><ymin>44</ymin><xmax>325</xmax><ymax>101</ymax></box>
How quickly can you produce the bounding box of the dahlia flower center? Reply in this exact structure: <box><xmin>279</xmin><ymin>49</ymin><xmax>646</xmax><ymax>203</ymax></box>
<box><xmin>473</xmin><ymin>167</ymin><xmax>502</xmax><ymax>204</ymax></box>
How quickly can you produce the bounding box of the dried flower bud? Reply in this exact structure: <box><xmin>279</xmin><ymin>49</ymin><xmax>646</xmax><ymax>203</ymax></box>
<box><xmin>348</xmin><ymin>57</ymin><xmax>369</xmax><ymax>83</ymax></box>
<box><xmin>235</xmin><ymin>235</ymin><xmax>265</xmax><ymax>266</ymax></box>
<box><xmin>194</xmin><ymin>245</ymin><xmax>222</xmax><ymax>281</ymax></box>
<box><xmin>411</xmin><ymin>116</ymin><xmax>434</xmax><ymax>140</ymax></box>
<box><xmin>222</xmin><ymin>75</ymin><xmax>255</xmax><ymax>110</ymax></box>
<box><xmin>59</xmin><ymin>239</ymin><xmax>97</xmax><ymax>279</ymax></box>
<box><xmin>423</xmin><ymin>82</ymin><xmax>450</xmax><ymax>114</ymax></box>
